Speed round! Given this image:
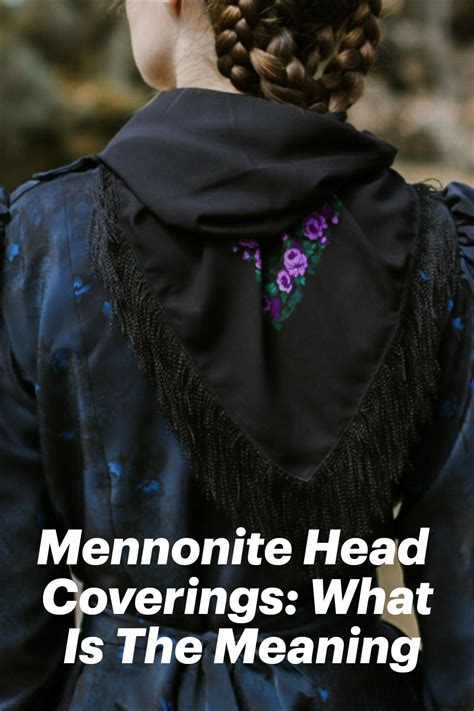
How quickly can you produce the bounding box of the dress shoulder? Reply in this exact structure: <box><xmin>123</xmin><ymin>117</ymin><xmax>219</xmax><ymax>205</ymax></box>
<box><xmin>9</xmin><ymin>155</ymin><xmax>100</xmax><ymax>205</ymax></box>
<box><xmin>442</xmin><ymin>181</ymin><xmax>474</xmax><ymax>287</ymax></box>
<box><xmin>3</xmin><ymin>155</ymin><xmax>100</xmax><ymax>237</ymax></box>
<box><xmin>2</xmin><ymin>156</ymin><xmax>101</xmax><ymax>266</ymax></box>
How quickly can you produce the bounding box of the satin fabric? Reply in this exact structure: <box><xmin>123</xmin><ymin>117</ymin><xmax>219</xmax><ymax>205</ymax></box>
<box><xmin>63</xmin><ymin>610</ymin><xmax>423</xmax><ymax>711</ymax></box>
<box><xmin>0</xmin><ymin>110</ymin><xmax>473</xmax><ymax>708</ymax></box>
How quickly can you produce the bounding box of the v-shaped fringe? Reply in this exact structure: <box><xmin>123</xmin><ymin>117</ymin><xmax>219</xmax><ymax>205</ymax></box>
<box><xmin>89</xmin><ymin>166</ymin><xmax>460</xmax><ymax>576</ymax></box>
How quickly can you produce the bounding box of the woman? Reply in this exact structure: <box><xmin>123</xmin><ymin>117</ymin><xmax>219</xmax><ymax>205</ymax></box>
<box><xmin>0</xmin><ymin>0</ymin><xmax>473</xmax><ymax>709</ymax></box>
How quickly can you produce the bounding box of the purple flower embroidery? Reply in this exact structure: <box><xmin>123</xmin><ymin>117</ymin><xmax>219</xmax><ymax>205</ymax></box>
<box><xmin>232</xmin><ymin>196</ymin><xmax>341</xmax><ymax>329</ymax></box>
<box><xmin>318</xmin><ymin>204</ymin><xmax>339</xmax><ymax>225</ymax></box>
<box><xmin>284</xmin><ymin>247</ymin><xmax>307</xmax><ymax>277</ymax></box>
<box><xmin>303</xmin><ymin>214</ymin><xmax>328</xmax><ymax>241</ymax></box>
<box><xmin>264</xmin><ymin>296</ymin><xmax>280</xmax><ymax>321</ymax></box>
<box><xmin>276</xmin><ymin>269</ymin><xmax>293</xmax><ymax>293</ymax></box>
<box><xmin>233</xmin><ymin>240</ymin><xmax>262</xmax><ymax>272</ymax></box>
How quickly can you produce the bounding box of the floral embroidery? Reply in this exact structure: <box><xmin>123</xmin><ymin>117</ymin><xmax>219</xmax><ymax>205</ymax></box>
<box><xmin>137</xmin><ymin>479</ymin><xmax>161</xmax><ymax>495</ymax></box>
<box><xmin>233</xmin><ymin>198</ymin><xmax>342</xmax><ymax>329</ymax></box>
<box><xmin>6</xmin><ymin>242</ymin><xmax>20</xmax><ymax>263</ymax></box>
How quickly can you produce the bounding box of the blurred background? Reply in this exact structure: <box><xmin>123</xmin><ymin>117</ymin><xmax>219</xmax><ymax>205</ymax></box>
<box><xmin>0</xmin><ymin>0</ymin><xmax>473</xmax><ymax>192</ymax></box>
<box><xmin>0</xmin><ymin>0</ymin><xmax>472</xmax><ymax>636</ymax></box>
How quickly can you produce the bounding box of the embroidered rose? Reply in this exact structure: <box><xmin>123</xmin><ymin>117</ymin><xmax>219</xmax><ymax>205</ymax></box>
<box><xmin>303</xmin><ymin>213</ymin><xmax>328</xmax><ymax>241</ymax></box>
<box><xmin>233</xmin><ymin>197</ymin><xmax>341</xmax><ymax>329</ymax></box>
<box><xmin>276</xmin><ymin>269</ymin><xmax>293</xmax><ymax>293</ymax></box>
<box><xmin>239</xmin><ymin>239</ymin><xmax>259</xmax><ymax>249</ymax></box>
<box><xmin>264</xmin><ymin>296</ymin><xmax>280</xmax><ymax>321</ymax></box>
<box><xmin>318</xmin><ymin>202</ymin><xmax>340</xmax><ymax>225</ymax></box>
<box><xmin>284</xmin><ymin>247</ymin><xmax>307</xmax><ymax>277</ymax></box>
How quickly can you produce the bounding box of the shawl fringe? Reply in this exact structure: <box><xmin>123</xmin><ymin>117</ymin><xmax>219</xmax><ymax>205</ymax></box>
<box><xmin>89</xmin><ymin>167</ymin><xmax>460</xmax><ymax>574</ymax></box>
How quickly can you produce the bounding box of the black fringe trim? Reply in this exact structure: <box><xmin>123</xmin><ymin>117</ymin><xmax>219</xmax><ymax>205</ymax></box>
<box><xmin>89</xmin><ymin>167</ymin><xmax>460</xmax><ymax>575</ymax></box>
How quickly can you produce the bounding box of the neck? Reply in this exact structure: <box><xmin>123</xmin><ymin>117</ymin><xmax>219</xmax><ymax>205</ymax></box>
<box><xmin>173</xmin><ymin>14</ymin><xmax>240</xmax><ymax>95</ymax></box>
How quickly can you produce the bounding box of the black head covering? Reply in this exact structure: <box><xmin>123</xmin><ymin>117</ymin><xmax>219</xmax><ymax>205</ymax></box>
<box><xmin>100</xmin><ymin>88</ymin><xmax>400</xmax><ymax>241</ymax></box>
<box><xmin>99</xmin><ymin>87</ymin><xmax>416</xmax><ymax>475</ymax></box>
<box><xmin>91</xmin><ymin>88</ymin><xmax>441</xmax><ymax>568</ymax></box>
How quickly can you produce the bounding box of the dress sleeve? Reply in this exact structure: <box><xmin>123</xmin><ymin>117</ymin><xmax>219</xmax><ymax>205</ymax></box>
<box><xmin>0</xmin><ymin>188</ymin><xmax>74</xmax><ymax>710</ymax></box>
<box><xmin>396</xmin><ymin>182</ymin><xmax>474</xmax><ymax>710</ymax></box>
<box><xmin>443</xmin><ymin>182</ymin><xmax>474</xmax><ymax>291</ymax></box>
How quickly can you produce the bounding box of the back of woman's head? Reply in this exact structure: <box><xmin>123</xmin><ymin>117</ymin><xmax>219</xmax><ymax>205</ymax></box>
<box><xmin>206</xmin><ymin>0</ymin><xmax>382</xmax><ymax>112</ymax></box>
<box><xmin>119</xmin><ymin>0</ymin><xmax>383</xmax><ymax>113</ymax></box>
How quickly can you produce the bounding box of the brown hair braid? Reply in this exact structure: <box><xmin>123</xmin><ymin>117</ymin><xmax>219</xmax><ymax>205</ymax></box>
<box><xmin>206</xmin><ymin>0</ymin><xmax>383</xmax><ymax>113</ymax></box>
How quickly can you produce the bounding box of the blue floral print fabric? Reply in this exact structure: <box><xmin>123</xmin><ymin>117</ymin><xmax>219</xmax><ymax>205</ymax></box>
<box><xmin>0</xmin><ymin>90</ymin><xmax>473</xmax><ymax>709</ymax></box>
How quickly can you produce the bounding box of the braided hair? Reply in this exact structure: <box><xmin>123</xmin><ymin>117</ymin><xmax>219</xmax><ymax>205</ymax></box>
<box><xmin>206</xmin><ymin>0</ymin><xmax>382</xmax><ymax>112</ymax></box>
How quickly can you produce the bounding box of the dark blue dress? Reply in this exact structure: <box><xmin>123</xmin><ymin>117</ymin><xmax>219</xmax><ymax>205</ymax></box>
<box><xmin>0</xmin><ymin>89</ymin><xmax>473</xmax><ymax>710</ymax></box>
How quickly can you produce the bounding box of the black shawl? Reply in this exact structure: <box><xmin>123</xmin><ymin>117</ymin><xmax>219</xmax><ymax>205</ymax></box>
<box><xmin>91</xmin><ymin>88</ymin><xmax>459</xmax><ymax>568</ymax></box>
